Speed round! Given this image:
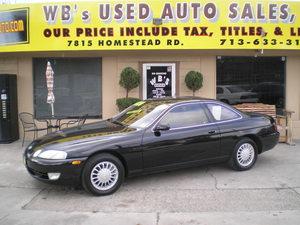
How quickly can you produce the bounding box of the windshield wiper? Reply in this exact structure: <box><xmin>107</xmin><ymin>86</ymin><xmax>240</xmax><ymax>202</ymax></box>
<box><xmin>108</xmin><ymin>118</ymin><xmax>126</xmax><ymax>126</ymax></box>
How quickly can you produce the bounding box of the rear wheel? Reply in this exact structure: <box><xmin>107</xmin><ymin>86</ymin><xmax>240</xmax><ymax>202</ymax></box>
<box><xmin>228</xmin><ymin>138</ymin><xmax>258</xmax><ymax>171</ymax></box>
<box><xmin>82</xmin><ymin>153</ymin><xmax>124</xmax><ymax>196</ymax></box>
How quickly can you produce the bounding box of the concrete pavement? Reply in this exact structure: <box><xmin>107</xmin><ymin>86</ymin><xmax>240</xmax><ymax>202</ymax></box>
<box><xmin>0</xmin><ymin>140</ymin><xmax>299</xmax><ymax>225</ymax></box>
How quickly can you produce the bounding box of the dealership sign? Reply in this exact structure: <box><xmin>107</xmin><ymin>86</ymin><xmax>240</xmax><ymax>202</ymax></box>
<box><xmin>0</xmin><ymin>0</ymin><xmax>299</xmax><ymax>52</ymax></box>
<box><xmin>143</xmin><ymin>63</ymin><xmax>176</xmax><ymax>99</ymax></box>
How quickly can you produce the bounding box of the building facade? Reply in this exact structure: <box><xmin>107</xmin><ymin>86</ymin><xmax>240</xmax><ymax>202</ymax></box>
<box><xmin>0</xmin><ymin>1</ymin><xmax>300</xmax><ymax>139</ymax></box>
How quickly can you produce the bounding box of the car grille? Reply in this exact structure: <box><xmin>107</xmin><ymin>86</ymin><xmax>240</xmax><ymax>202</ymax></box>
<box><xmin>27</xmin><ymin>166</ymin><xmax>48</xmax><ymax>179</ymax></box>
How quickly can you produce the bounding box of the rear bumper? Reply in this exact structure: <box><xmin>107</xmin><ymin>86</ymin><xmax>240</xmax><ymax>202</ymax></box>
<box><xmin>261</xmin><ymin>131</ymin><xmax>280</xmax><ymax>153</ymax></box>
<box><xmin>24</xmin><ymin>155</ymin><xmax>87</xmax><ymax>185</ymax></box>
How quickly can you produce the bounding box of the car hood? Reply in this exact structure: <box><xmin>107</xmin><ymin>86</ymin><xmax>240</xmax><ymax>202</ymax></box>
<box><xmin>29</xmin><ymin>120</ymin><xmax>137</xmax><ymax>151</ymax></box>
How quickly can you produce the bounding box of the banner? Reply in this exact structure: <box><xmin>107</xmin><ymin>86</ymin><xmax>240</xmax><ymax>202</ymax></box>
<box><xmin>0</xmin><ymin>0</ymin><xmax>300</xmax><ymax>52</ymax></box>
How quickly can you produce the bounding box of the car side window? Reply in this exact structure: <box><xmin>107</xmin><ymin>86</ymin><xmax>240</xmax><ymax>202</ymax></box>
<box><xmin>158</xmin><ymin>103</ymin><xmax>209</xmax><ymax>129</ymax></box>
<box><xmin>206</xmin><ymin>103</ymin><xmax>240</xmax><ymax>121</ymax></box>
<box><xmin>217</xmin><ymin>87</ymin><xmax>223</xmax><ymax>94</ymax></box>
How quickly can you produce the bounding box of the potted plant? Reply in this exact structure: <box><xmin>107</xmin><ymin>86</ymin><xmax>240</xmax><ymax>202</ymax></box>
<box><xmin>184</xmin><ymin>70</ymin><xmax>203</xmax><ymax>96</ymax></box>
<box><xmin>116</xmin><ymin>67</ymin><xmax>140</xmax><ymax>111</ymax></box>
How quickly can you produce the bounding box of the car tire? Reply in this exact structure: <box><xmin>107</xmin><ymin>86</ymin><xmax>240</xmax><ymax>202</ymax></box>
<box><xmin>228</xmin><ymin>138</ymin><xmax>258</xmax><ymax>171</ymax></box>
<box><xmin>82</xmin><ymin>153</ymin><xmax>125</xmax><ymax>196</ymax></box>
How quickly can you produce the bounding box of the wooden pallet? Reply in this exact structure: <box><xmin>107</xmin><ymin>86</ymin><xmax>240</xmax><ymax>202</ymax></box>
<box><xmin>234</xmin><ymin>103</ymin><xmax>276</xmax><ymax>118</ymax></box>
<box><xmin>277</xmin><ymin>115</ymin><xmax>287</xmax><ymax>143</ymax></box>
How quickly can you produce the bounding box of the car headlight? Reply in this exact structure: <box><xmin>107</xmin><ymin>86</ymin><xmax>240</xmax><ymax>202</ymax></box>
<box><xmin>33</xmin><ymin>149</ymin><xmax>67</xmax><ymax>160</ymax></box>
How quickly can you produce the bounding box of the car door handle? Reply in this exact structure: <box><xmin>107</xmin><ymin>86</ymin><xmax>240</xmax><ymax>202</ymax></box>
<box><xmin>208</xmin><ymin>130</ymin><xmax>216</xmax><ymax>134</ymax></box>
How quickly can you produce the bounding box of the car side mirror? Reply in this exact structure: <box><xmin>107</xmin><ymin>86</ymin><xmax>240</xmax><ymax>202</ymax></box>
<box><xmin>155</xmin><ymin>124</ymin><xmax>170</xmax><ymax>131</ymax></box>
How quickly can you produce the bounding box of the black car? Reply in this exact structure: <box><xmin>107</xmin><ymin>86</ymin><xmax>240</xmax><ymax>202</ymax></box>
<box><xmin>251</xmin><ymin>82</ymin><xmax>284</xmax><ymax>108</ymax></box>
<box><xmin>24</xmin><ymin>98</ymin><xmax>279</xmax><ymax>196</ymax></box>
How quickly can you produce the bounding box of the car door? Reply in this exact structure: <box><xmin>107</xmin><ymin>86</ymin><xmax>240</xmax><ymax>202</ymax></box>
<box><xmin>141</xmin><ymin>102</ymin><xmax>220</xmax><ymax>171</ymax></box>
<box><xmin>205</xmin><ymin>102</ymin><xmax>244</xmax><ymax>156</ymax></box>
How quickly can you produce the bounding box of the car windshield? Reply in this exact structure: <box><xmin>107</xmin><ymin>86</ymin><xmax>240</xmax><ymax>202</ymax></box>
<box><xmin>111</xmin><ymin>100</ymin><xmax>173</xmax><ymax>129</ymax></box>
<box><xmin>226</xmin><ymin>86</ymin><xmax>246</xmax><ymax>93</ymax></box>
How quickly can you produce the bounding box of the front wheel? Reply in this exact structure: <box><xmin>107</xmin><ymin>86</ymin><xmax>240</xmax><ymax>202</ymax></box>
<box><xmin>82</xmin><ymin>153</ymin><xmax>125</xmax><ymax>196</ymax></box>
<box><xmin>228</xmin><ymin>138</ymin><xmax>258</xmax><ymax>171</ymax></box>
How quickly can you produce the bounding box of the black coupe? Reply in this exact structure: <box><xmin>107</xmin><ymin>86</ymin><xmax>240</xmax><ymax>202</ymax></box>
<box><xmin>24</xmin><ymin>98</ymin><xmax>279</xmax><ymax>195</ymax></box>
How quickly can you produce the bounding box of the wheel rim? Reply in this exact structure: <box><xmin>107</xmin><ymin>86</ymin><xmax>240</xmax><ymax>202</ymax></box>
<box><xmin>237</xmin><ymin>143</ymin><xmax>255</xmax><ymax>167</ymax></box>
<box><xmin>90</xmin><ymin>161</ymin><xmax>119</xmax><ymax>191</ymax></box>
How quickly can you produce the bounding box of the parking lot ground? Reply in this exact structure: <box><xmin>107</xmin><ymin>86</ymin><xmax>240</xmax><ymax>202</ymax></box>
<box><xmin>0</xmin><ymin>140</ymin><xmax>300</xmax><ymax>225</ymax></box>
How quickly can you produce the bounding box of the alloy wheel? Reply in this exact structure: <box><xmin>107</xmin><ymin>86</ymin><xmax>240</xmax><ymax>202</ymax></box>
<box><xmin>236</xmin><ymin>143</ymin><xmax>255</xmax><ymax>167</ymax></box>
<box><xmin>90</xmin><ymin>161</ymin><xmax>119</xmax><ymax>191</ymax></box>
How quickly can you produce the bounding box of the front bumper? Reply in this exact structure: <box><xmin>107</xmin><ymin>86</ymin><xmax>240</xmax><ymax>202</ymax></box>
<box><xmin>24</xmin><ymin>155</ymin><xmax>87</xmax><ymax>185</ymax></box>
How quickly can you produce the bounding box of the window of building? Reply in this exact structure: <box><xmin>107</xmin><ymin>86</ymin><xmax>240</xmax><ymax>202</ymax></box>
<box><xmin>33</xmin><ymin>58</ymin><xmax>102</xmax><ymax>119</ymax></box>
<box><xmin>217</xmin><ymin>56</ymin><xmax>285</xmax><ymax>115</ymax></box>
<box><xmin>206</xmin><ymin>103</ymin><xmax>240</xmax><ymax>121</ymax></box>
<box><xmin>217</xmin><ymin>87</ymin><xmax>223</xmax><ymax>94</ymax></box>
<box><xmin>158</xmin><ymin>103</ymin><xmax>209</xmax><ymax>129</ymax></box>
